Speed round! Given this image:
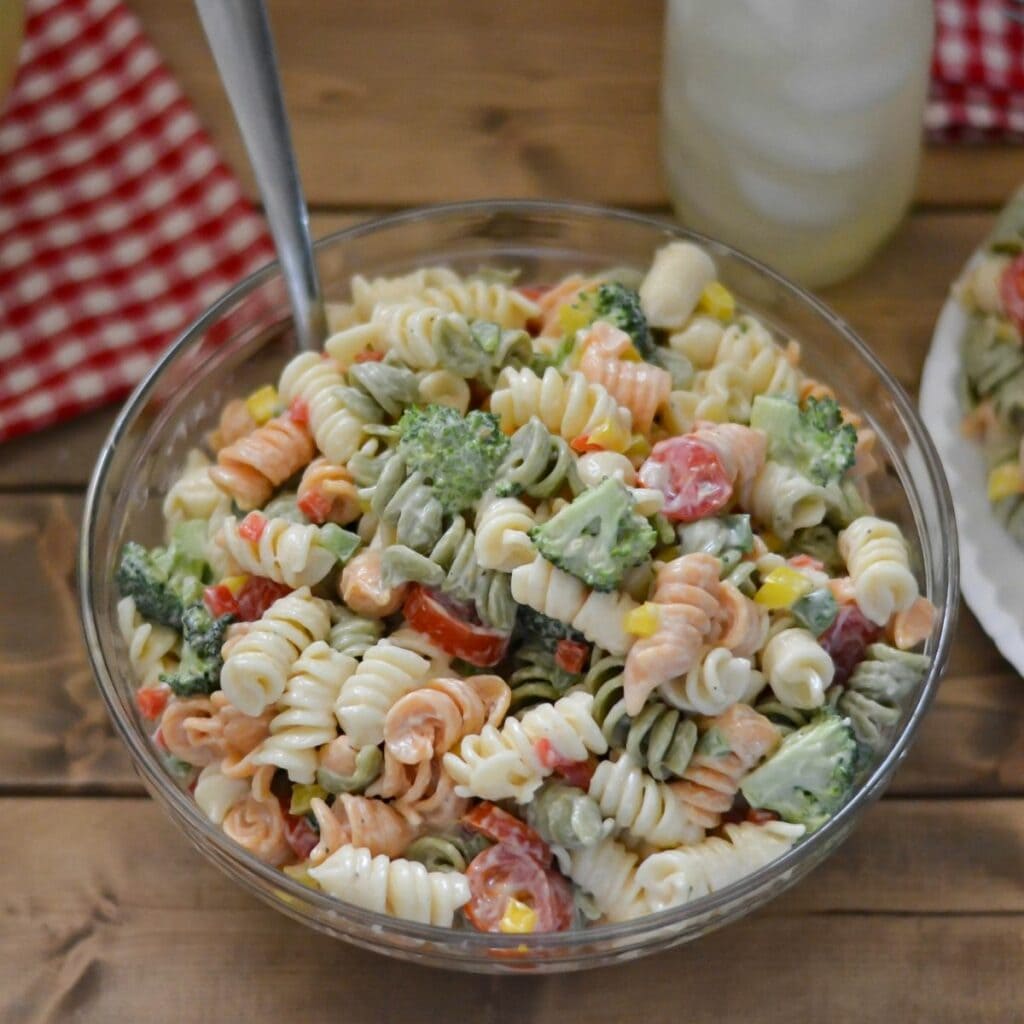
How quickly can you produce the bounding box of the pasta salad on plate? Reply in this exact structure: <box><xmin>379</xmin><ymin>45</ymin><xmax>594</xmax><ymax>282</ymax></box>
<box><xmin>115</xmin><ymin>241</ymin><xmax>935</xmax><ymax>933</ymax></box>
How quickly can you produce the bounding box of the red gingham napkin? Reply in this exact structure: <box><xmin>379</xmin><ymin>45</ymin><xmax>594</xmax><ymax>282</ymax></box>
<box><xmin>929</xmin><ymin>0</ymin><xmax>1024</xmax><ymax>140</ymax></box>
<box><xmin>0</xmin><ymin>0</ymin><xmax>274</xmax><ymax>443</ymax></box>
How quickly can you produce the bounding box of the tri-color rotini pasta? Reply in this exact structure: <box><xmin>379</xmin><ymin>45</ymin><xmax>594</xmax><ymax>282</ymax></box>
<box><xmin>117</xmin><ymin>244</ymin><xmax>935</xmax><ymax>932</ymax></box>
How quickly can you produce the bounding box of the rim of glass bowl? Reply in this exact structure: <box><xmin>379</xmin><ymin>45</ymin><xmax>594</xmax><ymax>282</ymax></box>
<box><xmin>80</xmin><ymin>198</ymin><xmax>959</xmax><ymax>954</ymax></box>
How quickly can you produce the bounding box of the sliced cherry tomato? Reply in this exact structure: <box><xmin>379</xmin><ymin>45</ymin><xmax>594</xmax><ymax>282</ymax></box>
<box><xmin>639</xmin><ymin>436</ymin><xmax>733</xmax><ymax>522</ymax></box>
<box><xmin>297</xmin><ymin>488</ymin><xmax>332</xmax><ymax>524</ymax></box>
<box><xmin>463</xmin><ymin>802</ymin><xmax>550</xmax><ymax>865</ymax></box>
<box><xmin>403</xmin><ymin>585</ymin><xmax>510</xmax><ymax>666</ymax></box>
<box><xmin>279</xmin><ymin>801</ymin><xmax>319</xmax><ymax>860</ymax></box>
<box><xmin>533</xmin><ymin>739</ymin><xmax>597</xmax><ymax>790</ymax></box>
<box><xmin>353</xmin><ymin>349</ymin><xmax>385</xmax><ymax>363</ymax></box>
<box><xmin>204</xmin><ymin>583</ymin><xmax>239</xmax><ymax>618</ymax></box>
<box><xmin>238</xmin><ymin>511</ymin><xmax>268</xmax><ymax>542</ymax></box>
<box><xmin>999</xmin><ymin>254</ymin><xmax>1024</xmax><ymax>335</ymax></box>
<box><xmin>820</xmin><ymin>604</ymin><xmax>882</xmax><ymax>686</ymax></box>
<box><xmin>135</xmin><ymin>685</ymin><xmax>169</xmax><ymax>720</ymax></box>
<box><xmin>288</xmin><ymin>397</ymin><xmax>310</xmax><ymax>425</ymax></box>
<box><xmin>235</xmin><ymin>577</ymin><xmax>292</xmax><ymax>621</ymax></box>
<box><xmin>554</xmin><ymin>638</ymin><xmax>589</xmax><ymax>674</ymax></box>
<box><xmin>464</xmin><ymin>844</ymin><xmax>574</xmax><ymax>933</ymax></box>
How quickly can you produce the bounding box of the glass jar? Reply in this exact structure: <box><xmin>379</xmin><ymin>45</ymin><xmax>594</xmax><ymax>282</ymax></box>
<box><xmin>661</xmin><ymin>0</ymin><xmax>935</xmax><ymax>288</ymax></box>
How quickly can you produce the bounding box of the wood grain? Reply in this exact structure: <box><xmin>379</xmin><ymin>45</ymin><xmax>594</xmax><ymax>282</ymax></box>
<box><xmin>0</xmin><ymin>209</ymin><xmax>994</xmax><ymax>489</ymax></box>
<box><xmin>125</xmin><ymin>0</ymin><xmax>1017</xmax><ymax>210</ymax></box>
<box><xmin>0</xmin><ymin>798</ymin><xmax>1021</xmax><ymax>1023</ymax></box>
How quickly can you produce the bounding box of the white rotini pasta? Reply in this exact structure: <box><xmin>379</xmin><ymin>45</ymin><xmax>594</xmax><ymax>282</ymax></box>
<box><xmin>417</xmin><ymin>368</ymin><xmax>471</xmax><ymax>413</ymax></box>
<box><xmin>350</xmin><ymin>266</ymin><xmax>463</xmax><ymax>319</ymax></box>
<box><xmin>443</xmin><ymin>691</ymin><xmax>608</xmax><ymax>803</ymax></box>
<box><xmin>220</xmin><ymin>587</ymin><xmax>332</xmax><ymax>717</ymax></box>
<box><xmin>308</xmin><ymin>844</ymin><xmax>471</xmax><ymax>926</ymax></box>
<box><xmin>761</xmin><ymin>627</ymin><xmax>835</xmax><ymax>709</ymax></box>
<box><xmin>278</xmin><ymin>352</ymin><xmax>365</xmax><ymax>464</ymax></box>
<box><xmin>117</xmin><ymin>596</ymin><xmax>179</xmax><ymax>686</ymax></box>
<box><xmin>473</xmin><ymin>491</ymin><xmax>536</xmax><ymax>572</ymax></box>
<box><xmin>636</xmin><ymin>821</ymin><xmax>805</xmax><ymax>912</ymax></box>
<box><xmin>657</xmin><ymin>646</ymin><xmax>764</xmax><ymax>717</ymax></box>
<box><xmin>162</xmin><ymin>448</ymin><xmax>232</xmax><ymax>533</ymax></box>
<box><xmin>334</xmin><ymin>638</ymin><xmax>433</xmax><ymax>748</ymax></box>
<box><xmin>511</xmin><ymin>555</ymin><xmax>638</xmax><ymax>656</ymax></box>
<box><xmin>838</xmin><ymin>516</ymin><xmax>919</xmax><ymax>625</ymax></box>
<box><xmin>743</xmin><ymin>461</ymin><xmax>828</xmax><ymax>539</ymax></box>
<box><xmin>639</xmin><ymin>240</ymin><xmax>716</xmax><ymax>329</ymax></box>
<box><xmin>409</xmin><ymin>277</ymin><xmax>540</xmax><ymax>331</ymax></box>
<box><xmin>194</xmin><ymin>763</ymin><xmax>250</xmax><ymax>825</ymax></box>
<box><xmin>490</xmin><ymin>366</ymin><xmax>632</xmax><ymax>443</ymax></box>
<box><xmin>574</xmin><ymin>451</ymin><xmax>665</xmax><ymax>516</ymax></box>
<box><xmin>588</xmin><ymin>753</ymin><xmax>704</xmax><ymax>847</ymax></box>
<box><xmin>668</xmin><ymin>315</ymin><xmax>726</xmax><ymax>369</ymax></box>
<box><xmin>562</xmin><ymin>835</ymin><xmax>651</xmax><ymax>923</ymax></box>
<box><xmin>250</xmin><ymin>641</ymin><xmax>356</xmax><ymax>783</ymax></box>
<box><xmin>219</xmin><ymin>515</ymin><xmax>338</xmax><ymax>588</ymax></box>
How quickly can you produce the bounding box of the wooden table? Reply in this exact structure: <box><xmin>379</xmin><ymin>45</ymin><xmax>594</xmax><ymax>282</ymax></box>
<box><xmin>2</xmin><ymin>3</ymin><xmax>1023</xmax><ymax>1020</ymax></box>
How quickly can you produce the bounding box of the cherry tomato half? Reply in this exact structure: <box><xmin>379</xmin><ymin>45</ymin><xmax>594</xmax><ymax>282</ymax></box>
<box><xmin>464</xmin><ymin>844</ymin><xmax>574</xmax><ymax>934</ymax></box>
<box><xmin>463</xmin><ymin>802</ymin><xmax>551</xmax><ymax>866</ymax></box>
<box><xmin>999</xmin><ymin>254</ymin><xmax>1024</xmax><ymax>335</ymax></box>
<box><xmin>820</xmin><ymin>604</ymin><xmax>882</xmax><ymax>686</ymax></box>
<box><xmin>203</xmin><ymin>583</ymin><xmax>238</xmax><ymax>618</ymax></box>
<box><xmin>403</xmin><ymin>585</ymin><xmax>511</xmax><ymax>667</ymax></box>
<box><xmin>639</xmin><ymin>436</ymin><xmax>733</xmax><ymax>522</ymax></box>
<box><xmin>235</xmin><ymin>577</ymin><xmax>292</xmax><ymax>622</ymax></box>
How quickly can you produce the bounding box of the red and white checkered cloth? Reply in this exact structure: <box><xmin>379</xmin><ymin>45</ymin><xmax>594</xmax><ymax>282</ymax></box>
<box><xmin>0</xmin><ymin>0</ymin><xmax>274</xmax><ymax>443</ymax></box>
<box><xmin>929</xmin><ymin>0</ymin><xmax>1024</xmax><ymax>140</ymax></box>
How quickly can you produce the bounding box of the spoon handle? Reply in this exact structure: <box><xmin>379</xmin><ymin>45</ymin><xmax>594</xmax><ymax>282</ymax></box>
<box><xmin>196</xmin><ymin>0</ymin><xmax>325</xmax><ymax>351</ymax></box>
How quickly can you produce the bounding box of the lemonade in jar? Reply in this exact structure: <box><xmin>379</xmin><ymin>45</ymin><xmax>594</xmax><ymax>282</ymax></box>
<box><xmin>661</xmin><ymin>0</ymin><xmax>934</xmax><ymax>287</ymax></box>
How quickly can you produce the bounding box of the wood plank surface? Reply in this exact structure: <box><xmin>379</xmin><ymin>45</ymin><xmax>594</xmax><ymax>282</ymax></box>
<box><xmin>0</xmin><ymin>798</ymin><xmax>1021</xmax><ymax>1023</ymax></box>
<box><xmin>123</xmin><ymin>0</ymin><xmax>1019</xmax><ymax>210</ymax></box>
<box><xmin>0</xmin><ymin>208</ymin><xmax>995</xmax><ymax>489</ymax></box>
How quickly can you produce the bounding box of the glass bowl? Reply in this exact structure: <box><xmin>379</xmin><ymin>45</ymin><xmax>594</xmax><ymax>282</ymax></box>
<box><xmin>80</xmin><ymin>200</ymin><xmax>958</xmax><ymax>973</ymax></box>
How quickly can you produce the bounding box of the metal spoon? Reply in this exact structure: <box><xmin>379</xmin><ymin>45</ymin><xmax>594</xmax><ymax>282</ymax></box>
<box><xmin>195</xmin><ymin>0</ymin><xmax>325</xmax><ymax>351</ymax></box>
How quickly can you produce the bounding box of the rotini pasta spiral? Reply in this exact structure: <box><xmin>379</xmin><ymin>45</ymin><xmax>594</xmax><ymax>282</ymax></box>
<box><xmin>328</xmin><ymin>605</ymin><xmax>384</xmax><ymax>659</ymax></box>
<box><xmin>624</xmin><ymin>553</ymin><xmax>722</xmax><ymax>715</ymax></box>
<box><xmin>339</xmin><ymin>548</ymin><xmax>408</xmax><ymax>620</ymax></box>
<box><xmin>369</xmin><ymin>752</ymin><xmax>469</xmax><ymax>828</ymax></box>
<box><xmin>297</xmin><ymin>457</ymin><xmax>360</xmax><ymax>525</ymax></box>
<box><xmin>250</xmin><ymin>641</ymin><xmax>356</xmax><ymax>783</ymax></box>
<box><xmin>349</xmin><ymin>266</ymin><xmax>463</xmax><ymax>319</ymax></box>
<box><xmin>117</xmin><ymin>595</ymin><xmax>179</xmax><ymax>686</ymax></box>
<box><xmin>309</xmin><ymin>794</ymin><xmax>416</xmax><ymax>864</ymax></box>
<box><xmin>657</xmin><ymin>646</ymin><xmax>764</xmax><ymax>717</ymax></box>
<box><xmin>162</xmin><ymin>448</ymin><xmax>231</xmax><ymax>532</ymax></box>
<box><xmin>334</xmin><ymin>637</ymin><xmax>433</xmax><ymax>748</ymax></box>
<box><xmin>194</xmin><ymin>762</ymin><xmax>249</xmax><ymax>825</ymax></box>
<box><xmin>511</xmin><ymin>555</ymin><xmax>639</xmax><ymax>656</ymax></box>
<box><xmin>589</xmin><ymin>752</ymin><xmax>704</xmax><ymax>847</ymax></box>
<box><xmin>744</xmin><ymin>461</ymin><xmax>828</xmax><ymax>539</ymax></box>
<box><xmin>219</xmin><ymin>587</ymin><xmax>332</xmax><ymax>717</ymax></box>
<box><xmin>585</xmin><ymin>651</ymin><xmax>698</xmax><ymax>781</ymax></box>
<box><xmin>208</xmin><ymin>398</ymin><xmax>257</xmax><ymax>453</ymax></box>
<box><xmin>410</xmin><ymin>277</ymin><xmax>540</xmax><ymax>331</ymax></box>
<box><xmin>222</xmin><ymin>781</ymin><xmax>292</xmax><ymax>866</ymax></box>
<box><xmin>308</xmin><ymin>844</ymin><xmax>471</xmax><ymax>926</ymax></box>
<box><xmin>639</xmin><ymin>240</ymin><xmax>716</xmax><ymax>329</ymax></box>
<box><xmin>838</xmin><ymin>516</ymin><xmax>919</xmax><ymax>625</ymax></box>
<box><xmin>417</xmin><ymin>368</ymin><xmax>470</xmax><ymax>413</ymax></box>
<box><xmin>671</xmin><ymin>704</ymin><xmax>780</xmax><ymax>831</ymax></box>
<box><xmin>219</xmin><ymin>515</ymin><xmax>338</xmax><ymax>588</ymax></box>
<box><xmin>493</xmin><ymin>417</ymin><xmax>575</xmax><ymax>499</ymax></box>
<box><xmin>360</xmin><ymin>450</ymin><xmax>445</xmax><ymax>553</ymax></box>
<box><xmin>761</xmin><ymin>627</ymin><xmax>835</xmax><ymax>710</ymax></box>
<box><xmin>443</xmin><ymin>690</ymin><xmax>608</xmax><ymax>803</ymax></box>
<box><xmin>636</xmin><ymin>820</ymin><xmax>805</xmax><ymax>912</ymax></box>
<box><xmin>473</xmin><ymin>491</ymin><xmax>536</xmax><ymax>572</ymax></box>
<box><xmin>715</xmin><ymin>582</ymin><xmax>769</xmax><ymax>658</ymax></box>
<box><xmin>430</xmin><ymin>314</ymin><xmax>532</xmax><ymax>386</ymax></box>
<box><xmin>210</xmin><ymin>413</ymin><xmax>314</xmax><ymax>510</ymax></box>
<box><xmin>527</xmin><ymin>781</ymin><xmax>606</xmax><ymax>850</ymax></box>
<box><xmin>562</xmin><ymin>835</ymin><xmax>650</xmax><ymax>923</ymax></box>
<box><xmin>507</xmin><ymin>646</ymin><xmax>576</xmax><ymax>713</ymax></box>
<box><xmin>490</xmin><ymin>366</ymin><xmax>632</xmax><ymax>443</ymax></box>
<box><xmin>579</xmin><ymin>321</ymin><xmax>672</xmax><ymax>433</ymax></box>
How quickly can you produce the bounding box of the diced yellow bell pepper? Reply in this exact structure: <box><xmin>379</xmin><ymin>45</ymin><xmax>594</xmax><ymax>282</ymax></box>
<box><xmin>282</xmin><ymin>863</ymin><xmax>320</xmax><ymax>890</ymax></box>
<box><xmin>697</xmin><ymin>281</ymin><xmax>736</xmax><ymax>321</ymax></box>
<box><xmin>618</xmin><ymin>342</ymin><xmax>643</xmax><ymax>362</ymax></box>
<box><xmin>221</xmin><ymin>574</ymin><xmax>249</xmax><ymax>596</ymax></box>
<box><xmin>755</xmin><ymin>566</ymin><xmax>814</xmax><ymax>609</ymax></box>
<box><xmin>559</xmin><ymin>301</ymin><xmax>593</xmax><ymax>337</ymax></box>
<box><xmin>585</xmin><ymin>418</ymin><xmax>631</xmax><ymax>453</ymax></box>
<box><xmin>245</xmin><ymin>384</ymin><xmax>280</xmax><ymax>425</ymax></box>
<box><xmin>988</xmin><ymin>461</ymin><xmax>1024</xmax><ymax>501</ymax></box>
<box><xmin>289</xmin><ymin>783</ymin><xmax>327</xmax><ymax>817</ymax></box>
<box><xmin>625</xmin><ymin>602</ymin><xmax>661</xmax><ymax>637</ymax></box>
<box><xmin>760</xmin><ymin>531</ymin><xmax>784</xmax><ymax>553</ymax></box>
<box><xmin>499</xmin><ymin>898</ymin><xmax>538</xmax><ymax>935</ymax></box>
<box><xmin>625</xmin><ymin>433</ymin><xmax>651</xmax><ymax>460</ymax></box>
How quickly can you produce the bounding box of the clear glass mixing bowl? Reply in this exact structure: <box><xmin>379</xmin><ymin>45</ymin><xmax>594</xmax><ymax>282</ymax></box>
<box><xmin>80</xmin><ymin>200</ymin><xmax>958</xmax><ymax>973</ymax></box>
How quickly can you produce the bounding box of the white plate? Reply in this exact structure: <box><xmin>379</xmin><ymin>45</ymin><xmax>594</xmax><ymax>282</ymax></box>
<box><xmin>919</xmin><ymin>276</ymin><xmax>1024</xmax><ymax>675</ymax></box>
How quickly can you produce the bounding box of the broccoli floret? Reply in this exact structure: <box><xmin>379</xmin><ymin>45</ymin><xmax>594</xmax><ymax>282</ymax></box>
<box><xmin>514</xmin><ymin>605</ymin><xmax>586</xmax><ymax>649</ymax></box>
<box><xmin>578</xmin><ymin>282</ymin><xmax>656</xmax><ymax>360</ymax></box>
<box><xmin>115</xmin><ymin>536</ymin><xmax>207</xmax><ymax>630</ymax></box>
<box><xmin>529</xmin><ymin>477</ymin><xmax>656</xmax><ymax>591</ymax></box>
<box><xmin>750</xmin><ymin>395</ymin><xmax>857</xmax><ymax>487</ymax></box>
<box><xmin>397</xmin><ymin>404</ymin><xmax>510</xmax><ymax>515</ymax></box>
<box><xmin>160</xmin><ymin>603</ymin><xmax>234</xmax><ymax>697</ymax></box>
<box><xmin>740</xmin><ymin>711</ymin><xmax>857</xmax><ymax>832</ymax></box>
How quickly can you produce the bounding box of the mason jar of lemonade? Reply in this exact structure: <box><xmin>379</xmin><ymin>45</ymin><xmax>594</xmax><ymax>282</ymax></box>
<box><xmin>661</xmin><ymin>0</ymin><xmax>934</xmax><ymax>288</ymax></box>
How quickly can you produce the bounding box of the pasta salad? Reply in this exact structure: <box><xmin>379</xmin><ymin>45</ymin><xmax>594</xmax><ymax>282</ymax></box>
<box><xmin>116</xmin><ymin>242</ymin><xmax>935</xmax><ymax>932</ymax></box>
<box><xmin>955</xmin><ymin>190</ymin><xmax>1024</xmax><ymax>544</ymax></box>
